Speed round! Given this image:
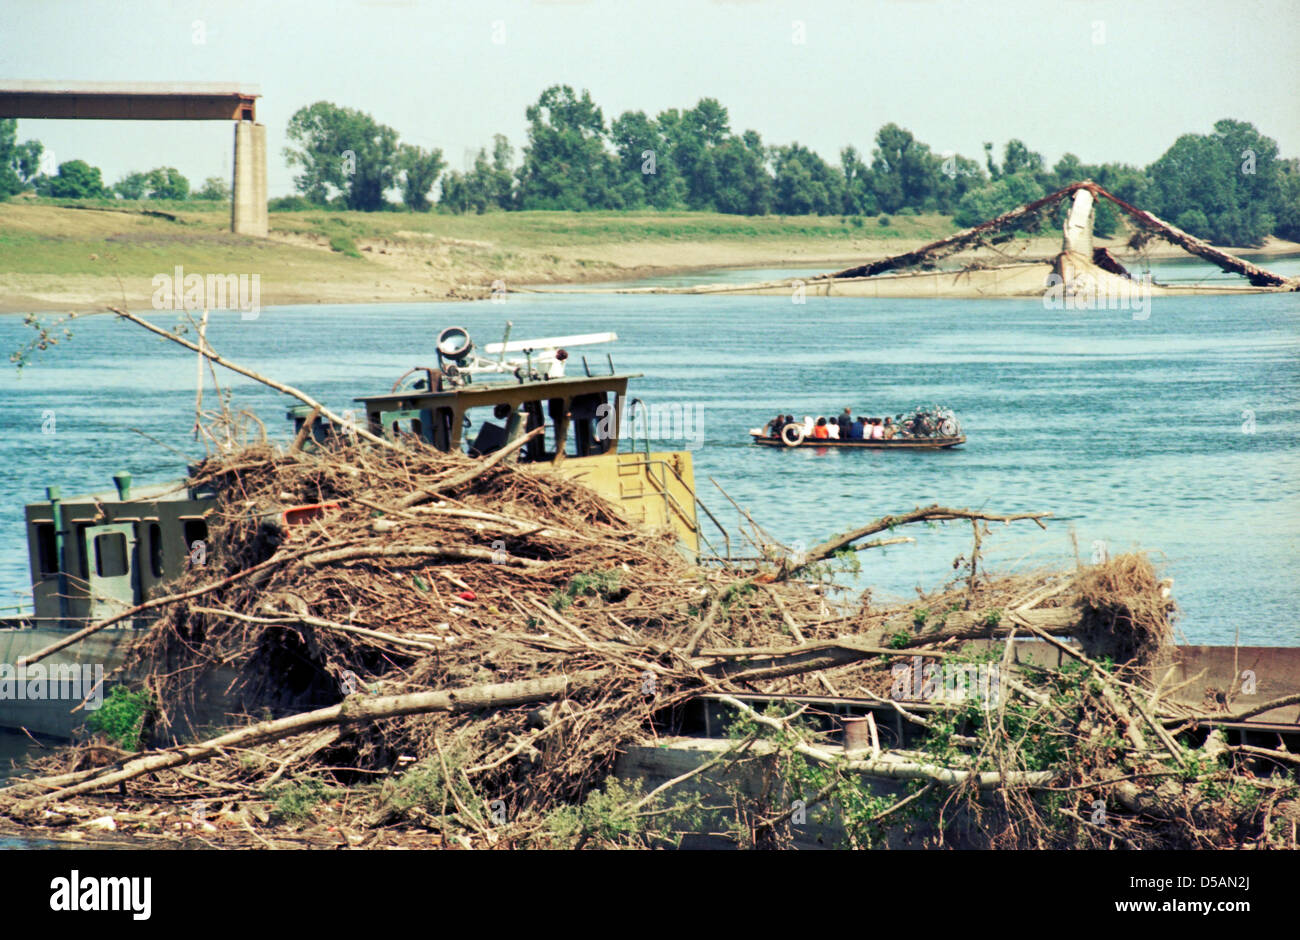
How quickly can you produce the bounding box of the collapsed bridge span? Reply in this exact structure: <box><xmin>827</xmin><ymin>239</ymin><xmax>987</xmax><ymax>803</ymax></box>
<box><xmin>516</xmin><ymin>181</ymin><xmax>1298</xmax><ymax>300</ymax></box>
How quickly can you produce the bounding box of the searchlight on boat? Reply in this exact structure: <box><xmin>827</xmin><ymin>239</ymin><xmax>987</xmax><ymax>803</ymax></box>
<box><xmin>435</xmin><ymin>323</ymin><xmax>618</xmax><ymax>385</ymax></box>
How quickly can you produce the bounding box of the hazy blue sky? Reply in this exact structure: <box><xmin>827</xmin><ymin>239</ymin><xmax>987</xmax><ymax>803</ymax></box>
<box><xmin>3</xmin><ymin>0</ymin><xmax>1298</xmax><ymax>197</ymax></box>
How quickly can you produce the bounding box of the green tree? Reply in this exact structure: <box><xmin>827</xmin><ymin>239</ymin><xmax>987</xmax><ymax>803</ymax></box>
<box><xmin>1000</xmin><ymin>139</ymin><xmax>1044</xmax><ymax>179</ymax></box>
<box><xmin>982</xmin><ymin>141</ymin><xmax>999</xmax><ymax>180</ymax></box>
<box><xmin>1146</xmin><ymin>120</ymin><xmax>1282</xmax><ymax>246</ymax></box>
<box><xmin>113</xmin><ymin>171</ymin><xmax>149</xmax><ymax>200</ymax></box>
<box><xmin>610</xmin><ymin>110</ymin><xmax>684</xmax><ymax>210</ymax></box>
<box><xmin>480</xmin><ymin>135</ymin><xmax>517</xmax><ymax>209</ymax></box>
<box><xmin>840</xmin><ymin>145</ymin><xmax>878</xmax><ymax>215</ymax></box>
<box><xmin>517</xmin><ymin>85</ymin><xmax>621</xmax><ymax>210</ymax></box>
<box><xmin>35</xmin><ymin>159</ymin><xmax>107</xmax><ymax>198</ymax></box>
<box><xmin>933</xmin><ymin>153</ymin><xmax>985</xmax><ymax>215</ymax></box>
<box><xmin>952</xmin><ymin>171</ymin><xmax>1045</xmax><ymax>227</ymax></box>
<box><xmin>13</xmin><ymin>139</ymin><xmax>43</xmax><ymax>188</ymax></box>
<box><xmin>396</xmin><ymin>144</ymin><xmax>447</xmax><ymax>211</ymax></box>
<box><xmin>870</xmin><ymin>123</ymin><xmax>941</xmax><ymax>212</ymax></box>
<box><xmin>194</xmin><ymin>175</ymin><xmax>230</xmax><ymax>201</ymax></box>
<box><xmin>145</xmin><ymin>166</ymin><xmax>190</xmax><ymax>200</ymax></box>
<box><xmin>285</xmin><ymin>101</ymin><xmax>400</xmax><ymax>211</ymax></box>
<box><xmin>1275</xmin><ymin>158</ymin><xmax>1300</xmax><ymax>241</ymax></box>
<box><xmin>1174</xmin><ymin>208</ymin><xmax>1210</xmax><ymax>236</ymax></box>
<box><xmin>1148</xmin><ymin>133</ymin><xmax>1236</xmax><ymax>242</ymax></box>
<box><xmin>712</xmin><ymin>130</ymin><xmax>772</xmax><ymax>215</ymax></box>
<box><xmin>0</xmin><ymin>119</ymin><xmax>44</xmax><ymax>196</ymax></box>
<box><xmin>655</xmin><ymin>99</ymin><xmax>735</xmax><ymax>211</ymax></box>
<box><xmin>439</xmin><ymin>136</ymin><xmax>516</xmax><ymax>214</ymax></box>
<box><xmin>772</xmin><ymin>143</ymin><xmax>842</xmax><ymax>215</ymax></box>
<box><xmin>1052</xmin><ymin>152</ymin><xmax>1085</xmax><ymax>188</ymax></box>
<box><xmin>438</xmin><ymin>170</ymin><xmax>476</xmax><ymax>214</ymax></box>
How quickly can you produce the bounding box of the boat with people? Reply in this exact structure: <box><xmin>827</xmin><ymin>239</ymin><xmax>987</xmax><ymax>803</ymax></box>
<box><xmin>749</xmin><ymin>405</ymin><xmax>966</xmax><ymax>449</ymax></box>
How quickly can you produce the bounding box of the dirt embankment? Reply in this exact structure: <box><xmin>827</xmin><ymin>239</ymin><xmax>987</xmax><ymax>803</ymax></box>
<box><xmin>2</xmin><ymin>201</ymin><xmax>1296</xmax><ymax>314</ymax></box>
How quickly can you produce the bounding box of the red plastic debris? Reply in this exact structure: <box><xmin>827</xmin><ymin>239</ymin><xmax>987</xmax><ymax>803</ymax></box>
<box><xmin>456</xmin><ymin>590</ymin><xmax>476</xmax><ymax>601</ymax></box>
<box><xmin>280</xmin><ymin>501</ymin><xmax>343</xmax><ymax>540</ymax></box>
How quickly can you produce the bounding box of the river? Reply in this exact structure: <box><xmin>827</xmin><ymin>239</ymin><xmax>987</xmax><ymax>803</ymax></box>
<box><xmin>1</xmin><ymin>256</ymin><xmax>1297</xmax><ymax>651</ymax></box>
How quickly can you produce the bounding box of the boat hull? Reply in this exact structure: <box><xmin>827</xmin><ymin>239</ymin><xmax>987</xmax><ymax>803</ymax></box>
<box><xmin>0</xmin><ymin>626</ymin><xmax>136</xmax><ymax>738</ymax></box>
<box><xmin>750</xmin><ymin>432</ymin><xmax>966</xmax><ymax>450</ymax></box>
<box><xmin>0</xmin><ymin>625</ymin><xmax>266</xmax><ymax>740</ymax></box>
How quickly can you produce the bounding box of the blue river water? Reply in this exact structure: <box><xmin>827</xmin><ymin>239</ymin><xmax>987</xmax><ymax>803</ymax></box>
<box><xmin>1</xmin><ymin>259</ymin><xmax>1297</xmax><ymax>650</ymax></box>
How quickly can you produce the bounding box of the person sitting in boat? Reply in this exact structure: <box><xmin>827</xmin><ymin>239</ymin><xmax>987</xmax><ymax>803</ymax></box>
<box><xmin>848</xmin><ymin>416</ymin><xmax>865</xmax><ymax>440</ymax></box>
<box><xmin>802</xmin><ymin>415</ymin><xmax>815</xmax><ymax>436</ymax></box>
<box><xmin>869</xmin><ymin>418</ymin><xmax>885</xmax><ymax>440</ymax></box>
<box><xmin>836</xmin><ymin>408</ymin><xmax>853</xmax><ymax>438</ymax></box>
<box><xmin>763</xmin><ymin>414</ymin><xmax>785</xmax><ymax>438</ymax></box>
<box><xmin>469</xmin><ymin>403</ymin><xmax>512</xmax><ymax>456</ymax></box>
<box><xmin>882</xmin><ymin>417</ymin><xmax>896</xmax><ymax>440</ymax></box>
<box><xmin>812</xmin><ymin>417</ymin><xmax>830</xmax><ymax>439</ymax></box>
<box><xmin>826</xmin><ymin>417</ymin><xmax>840</xmax><ymax>440</ymax></box>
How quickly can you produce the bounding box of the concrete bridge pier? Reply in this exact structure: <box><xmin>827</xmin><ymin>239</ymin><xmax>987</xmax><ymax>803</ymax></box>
<box><xmin>232</xmin><ymin>120</ymin><xmax>268</xmax><ymax>237</ymax></box>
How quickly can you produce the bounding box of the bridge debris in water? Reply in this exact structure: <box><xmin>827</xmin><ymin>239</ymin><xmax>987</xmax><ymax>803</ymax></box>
<box><xmin>524</xmin><ymin>180</ymin><xmax>1298</xmax><ymax>301</ymax></box>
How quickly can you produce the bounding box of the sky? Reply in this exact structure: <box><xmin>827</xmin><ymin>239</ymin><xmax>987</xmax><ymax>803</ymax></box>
<box><xmin>2</xmin><ymin>0</ymin><xmax>1298</xmax><ymax>197</ymax></box>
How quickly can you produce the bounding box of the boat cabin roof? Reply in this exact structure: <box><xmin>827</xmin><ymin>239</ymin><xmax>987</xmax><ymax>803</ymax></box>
<box><xmin>32</xmin><ymin>479</ymin><xmax>198</xmax><ymax>507</ymax></box>
<box><xmin>354</xmin><ymin>373</ymin><xmax>641</xmax><ymax>411</ymax></box>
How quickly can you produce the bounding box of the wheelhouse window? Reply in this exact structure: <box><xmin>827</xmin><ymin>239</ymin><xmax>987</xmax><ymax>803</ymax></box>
<box><xmin>93</xmin><ymin>532</ymin><xmax>129</xmax><ymax>578</ymax></box>
<box><xmin>149</xmin><ymin>522</ymin><xmax>165</xmax><ymax>579</ymax></box>
<box><xmin>35</xmin><ymin>523</ymin><xmax>58</xmax><ymax>576</ymax></box>
<box><xmin>182</xmin><ymin>519</ymin><xmax>208</xmax><ymax>555</ymax></box>
<box><xmin>464</xmin><ymin>402</ymin><xmax>553</xmax><ymax>461</ymax></box>
<box><xmin>74</xmin><ymin>523</ymin><xmax>90</xmax><ymax>580</ymax></box>
<box><xmin>465</xmin><ymin>403</ymin><xmax>514</xmax><ymax>457</ymax></box>
<box><xmin>570</xmin><ymin>392</ymin><xmax>613</xmax><ymax>457</ymax></box>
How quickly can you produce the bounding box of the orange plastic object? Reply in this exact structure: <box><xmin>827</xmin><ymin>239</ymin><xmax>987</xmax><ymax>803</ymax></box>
<box><xmin>280</xmin><ymin>501</ymin><xmax>342</xmax><ymax>538</ymax></box>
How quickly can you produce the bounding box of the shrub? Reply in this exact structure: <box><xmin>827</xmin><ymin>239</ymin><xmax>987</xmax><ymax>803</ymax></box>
<box><xmin>268</xmin><ymin>778</ymin><xmax>331</xmax><ymax>824</ymax></box>
<box><xmin>328</xmin><ymin>233</ymin><xmax>361</xmax><ymax>257</ymax></box>
<box><xmin>85</xmin><ymin>685</ymin><xmax>156</xmax><ymax>750</ymax></box>
<box><xmin>551</xmin><ymin>569</ymin><xmax>622</xmax><ymax>610</ymax></box>
<box><xmin>269</xmin><ymin>195</ymin><xmax>316</xmax><ymax>211</ymax></box>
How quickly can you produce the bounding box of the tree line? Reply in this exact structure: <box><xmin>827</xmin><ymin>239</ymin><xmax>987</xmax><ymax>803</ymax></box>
<box><xmin>0</xmin><ymin>124</ymin><xmax>230</xmax><ymax>203</ymax></box>
<box><xmin>3</xmin><ymin>86</ymin><xmax>1299</xmax><ymax>247</ymax></box>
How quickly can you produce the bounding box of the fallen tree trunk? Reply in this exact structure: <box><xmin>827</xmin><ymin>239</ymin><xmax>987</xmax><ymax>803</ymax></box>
<box><xmin>702</xmin><ymin>639</ymin><xmax>926</xmax><ymax>684</ymax></box>
<box><xmin>394</xmin><ymin>427</ymin><xmax>545</xmax><ymax>509</ymax></box>
<box><xmin>717</xmin><ymin>695</ymin><xmax>1055</xmax><ymax>788</ymax></box>
<box><xmin>299</xmin><ymin>542</ymin><xmax>547</xmax><ymax>570</ymax></box>
<box><xmin>3</xmin><ymin>674</ymin><xmax>584</xmax><ymax>812</ymax></box>
<box><xmin>108</xmin><ymin>307</ymin><xmax>402</xmax><ymax>451</ymax></box>
<box><xmin>781</xmin><ymin>504</ymin><xmax>1050</xmax><ymax>579</ymax></box>
<box><xmin>697</xmin><ymin>611</ymin><xmax>1083</xmax><ymax>685</ymax></box>
<box><xmin>869</xmin><ymin>606</ymin><xmax>1079</xmax><ymax>648</ymax></box>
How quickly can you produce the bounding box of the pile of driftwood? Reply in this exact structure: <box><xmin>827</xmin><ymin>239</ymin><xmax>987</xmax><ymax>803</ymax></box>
<box><xmin>0</xmin><ymin>430</ymin><xmax>1295</xmax><ymax>849</ymax></box>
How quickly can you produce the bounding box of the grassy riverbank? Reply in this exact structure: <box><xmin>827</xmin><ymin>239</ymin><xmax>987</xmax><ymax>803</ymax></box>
<box><xmin>4</xmin><ymin>198</ymin><xmax>1297</xmax><ymax>313</ymax></box>
<box><xmin>0</xmin><ymin>198</ymin><xmax>959</xmax><ymax>313</ymax></box>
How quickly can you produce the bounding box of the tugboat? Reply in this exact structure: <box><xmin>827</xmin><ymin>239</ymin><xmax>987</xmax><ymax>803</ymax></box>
<box><xmin>749</xmin><ymin>406</ymin><xmax>966</xmax><ymax>449</ymax></box>
<box><xmin>1</xmin><ymin>325</ymin><xmax>713</xmax><ymax>736</ymax></box>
